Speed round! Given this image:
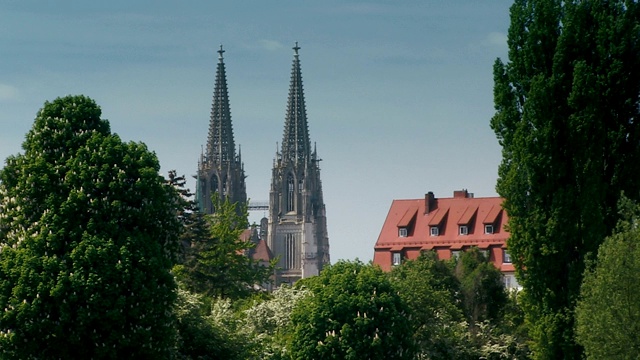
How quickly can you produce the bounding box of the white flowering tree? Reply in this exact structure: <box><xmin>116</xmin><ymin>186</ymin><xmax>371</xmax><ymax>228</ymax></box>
<box><xmin>242</xmin><ymin>285</ymin><xmax>310</xmax><ymax>359</ymax></box>
<box><xmin>0</xmin><ymin>95</ymin><xmax>181</xmax><ymax>358</ymax></box>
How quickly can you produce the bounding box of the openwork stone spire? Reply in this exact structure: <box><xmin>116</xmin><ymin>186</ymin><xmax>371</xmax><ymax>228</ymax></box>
<box><xmin>281</xmin><ymin>42</ymin><xmax>311</xmax><ymax>165</ymax></box>
<box><xmin>197</xmin><ymin>45</ymin><xmax>247</xmax><ymax>215</ymax></box>
<box><xmin>207</xmin><ymin>45</ymin><xmax>236</xmax><ymax>164</ymax></box>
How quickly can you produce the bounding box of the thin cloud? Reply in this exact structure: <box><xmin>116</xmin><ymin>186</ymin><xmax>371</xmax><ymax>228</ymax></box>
<box><xmin>485</xmin><ymin>32</ymin><xmax>507</xmax><ymax>48</ymax></box>
<box><xmin>332</xmin><ymin>3</ymin><xmax>389</xmax><ymax>15</ymax></box>
<box><xmin>258</xmin><ymin>39</ymin><xmax>284</xmax><ymax>51</ymax></box>
<box><xmin>0</xmin><ymin>84</ymin><xmax>20</xmax><ymax>102</ymax></box>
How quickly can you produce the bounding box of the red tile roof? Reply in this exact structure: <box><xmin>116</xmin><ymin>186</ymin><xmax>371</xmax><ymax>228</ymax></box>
<box><xmin>428</xmin><ymin>207</ymin><xmax>449</xmax><ymax>226</ymax></box>
<box><xmin>397</xmin><ymin>205</ymin><xmax>418</xmax><ymax>228</ymax></box>
<box><xmin>483</xmin><ymin>205</ymin><xmax>502</xmax><ymax>224</ymax></box>
<box><xmin>373</xmin><ymin>190</ymin><xmax>510</xmax><ymax>272</ymax></box>
<box><xmin>252</xmin><ymin>239</ymin><xmax>273</xmax><ymax>262</ymax></box>
<box><xmin>457</xmin><ymin>205</ymin><xmax>478</xmax><ymax>225</ymax></box>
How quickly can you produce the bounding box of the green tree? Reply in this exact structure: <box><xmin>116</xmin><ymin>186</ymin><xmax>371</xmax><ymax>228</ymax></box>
<box><xmin>242</xmin><ymin>285</ymin><xmax>311</xmax><ymax>359</ymax></box>
<box><xmin>288</xmin><ymin>260</ymin><xmax>415</xmax><ymax>360</ymax></box>
<box><xmin>575</xmin><ymin>196</ymin><xmax>640</xmax><ymax>359</ymax></box>
<box><xmin>166</xmin><ymin>170</ymin><xmax>207</xmax><ymax>263</ymax></box>
<box><xmin>455</xmin><ymin>248</ymin><xmax>507</xmax><ymax>327</ymax></box>
<box><xmin>390</xmin><ymin>252</ymin><xmax>471</xmax><ymax>359</ymax></box>
<box><xmin>174</xmin><ymin>197</ymin><xmax>274</xmax><ymax>300</ymax></box>
<box><xmin>0</xmin><ymin>95</ymin><xmax>180</xmax><ymax>359</ymax></box>
<box><xmin>491</xmin><ymin>1</ymin><xmax>640</xmax><ymax>358</ymax></box>
<box><xmin>174</xmin><ymin>285</ymin><xmax>253</xmax><ymax>360</ymax></box>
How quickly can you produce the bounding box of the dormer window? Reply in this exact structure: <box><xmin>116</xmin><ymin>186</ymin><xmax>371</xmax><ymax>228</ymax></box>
<box><xmin>430</xmin><ymin>226</ymin><xmax>439</xmax><ymax>236</ymax></box>
<box><xmin>485</xmin><ymin>224</ymin><xmax>494</xmax><ymax>234</ymax></box>
<box><xmin>459</xmin><ymin>225</ymin><xmax>468</xmax><ymax>235</ymax></box>
<box><xmin>398</xmin><ymin>228</ymin><xmax>408</xmax><ymax>237</ymax></box>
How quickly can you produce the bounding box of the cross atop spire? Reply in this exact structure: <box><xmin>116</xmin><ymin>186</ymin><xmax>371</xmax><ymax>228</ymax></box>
<box><xmin>218</xmin><ymin>44</ymin><xmax>225</xmax><ymax>60</ymax></box>
<box><xmin>280</xmin><ymin>42</ymin><xmax>311</xmax><ymax>166</ymax></box>
<box><xmin>293</xmin><ymin>42</ymin><xmax>300</xmax><ymax>56</ymax></box>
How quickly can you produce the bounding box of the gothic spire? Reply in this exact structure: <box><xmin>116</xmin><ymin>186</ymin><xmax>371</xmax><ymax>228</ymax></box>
<box><xmin>281</xmin><ymin>42</ymin><xmax>311</xmax><ymax>165</ymax></box>
<box><xmin>206</xmin><ymin>44</ymin><xmax>236</xmax><ymax>165</ymax></box>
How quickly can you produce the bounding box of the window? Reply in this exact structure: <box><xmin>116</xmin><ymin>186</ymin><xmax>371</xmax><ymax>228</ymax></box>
<box><xmin>451</xmin><ymin>250</ymin><xmax>461</xmax><ymax>259</ymax></box>
<box><xmin>485</xmin><ymin>224</ymin><xmax>494</xmax><ymax>234</ymax></box>
<box><xmin>459</xmin><ymin>225</ymin><xmax>468</xmax><ymax>235</ymax></box>
<box><xmin>398</xmin><ymin>228</ymin><xmax>408</xmax><ymax>237</ymax></box>
<box><xmin>480</xmin><ymin>249</ymin><xmax>490</xmax><ymax>259</ymax></box>
<box><xmin>392</xmin><ymin>252</ymin><xmax>402</xmax><ymax>266</ymax></box>
<box><xmin>287</xmin><ymin>173</ymin><xmax>295</xmax><ymax>212</ymax></box>
<box><xmin>211</xmin><ymin>175</ymin><xmax>219</xmax><ymax>193</ymax></box>
<box><xmin>430</xmin><ymin>226</ymin><xmax>439</xmax><ymax>236</ymax></box>
<box><xmin>503</xmin><ymin>249</ymin><xmax>512</xmax><ymax>263</ymax></box>
<box><xmin>285</xmin><ymin>233</ymin><xmax>299</xmax><ymax>269</ymax></box>
<box><xmin>504</xmin><ymin>274</ymin><xmax>520</xmax><ymax>290</ymax></box>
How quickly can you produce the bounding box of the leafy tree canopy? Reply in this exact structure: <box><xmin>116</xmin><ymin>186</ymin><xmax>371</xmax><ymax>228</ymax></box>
<box><xmin>390</xmin><ymin>252</ymin><xmax>469</xmax><ymax>359</ymax></box>
<box><xmin>455</xmin><ymin>248</ymin><xmax>507</xmax><ymax>326</ymax></box>
<box><xmin>288</xmin><ymin>260</ymin><xmax>415</xmax><ymax>360</ymax></box>
<box><xmin>0</xmin><ymin>95</ymin><xmax>180</xmax><ymax>359</ymax></box>
<box><xmin>576</xmin><ymin>195</ymin><xmax>640</xmax><ymax>359</ymax></box>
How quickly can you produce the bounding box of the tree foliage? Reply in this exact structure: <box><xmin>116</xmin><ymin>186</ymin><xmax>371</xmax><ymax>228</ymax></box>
<box><xmin>455</xmin><ymin>248</ymin><xmax>507</xmax><ymax>327</ymax></box>
<box><xmin>390</xmin><ymin>252</ymin><xmax>469</xmax><ymax>359</ymax></box>
<box><xmin>175</xmin><ymin>287</ymin><xmax>249</xmax><ymax>360</ymax></box>
<box><xmin>390</xmin><ymin>251</ymin><xmax>527</xmax><ymax>360</ymax></box>
<box><xmin>243</xmin><ymin>285</ymin><xmax>310</xmax><ymax>359</ymax></box>
<box><xmin>288</xmin><ymin>260</ymin><xmax>415</xmax><ymax>360</ymax></box>
<box><xmin>166</xmin><ymin>170</ymin><xmax>202</xmax><ymax>263</ymax></box>
<box><xmin>491</xmin><ymin>1</ymin><xmax>640</xmax><ymax>358</ymax></box>
<box><xmin>0</xmin><ymin>95</ymin><xmax>180</xmax><ymax>358</ymax></box>
<box><xmin>174</xmin><ymin>196</ymin><xmax>274</xmax><ymax>300</ymax></box>
<box><xmin>576</xmin><ymin>196</ymin><xmax>640</xmax><ymax>359</ymax></box>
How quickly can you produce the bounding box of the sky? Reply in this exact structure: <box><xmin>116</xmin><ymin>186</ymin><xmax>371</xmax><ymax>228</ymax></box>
<box><xmin>0</xmin><ymin>0</ymin><xmax>514</xmax><ymax>263</ymax></box>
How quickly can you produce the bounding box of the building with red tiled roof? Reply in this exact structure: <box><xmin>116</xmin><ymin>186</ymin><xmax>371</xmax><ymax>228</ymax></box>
<box><xmin>373</xmin><ymin>189</ymin><xmax>520</xmax><ymax>289</ymax></box>
<box><xmin>241</xmin><ymin>226</ymin><xmax>275</xmax><ymax>291</ymax></box>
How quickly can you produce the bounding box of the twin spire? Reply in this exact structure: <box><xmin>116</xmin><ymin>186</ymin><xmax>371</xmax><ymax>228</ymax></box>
<box><xmin>205</xmin><ymin>43</ymin><xmax>313</xmax><ymax>171</ymax></box>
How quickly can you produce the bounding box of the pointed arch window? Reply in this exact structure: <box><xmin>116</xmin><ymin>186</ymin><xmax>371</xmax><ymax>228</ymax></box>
<box><xmin>211</xmin><ymin>175</ymin><xmax>219</xmax><ymax>194</ymax></box>
<box><xmin>287</xmin><ymin>173</ymin><xmax>295</xmax><ymax>212</ymax></box>
<box><xmin>285</xmin><ymin>233</ymin><xmax>299</xmax><ymax>269</ymax></box>
<box><xmin>222</xmin><ymin>176</ymin><xmax>228</xmax><ymax>196</ymax></box>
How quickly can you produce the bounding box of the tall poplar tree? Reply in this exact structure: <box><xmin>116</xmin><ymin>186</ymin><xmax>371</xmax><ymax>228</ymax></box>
<box><xmin>491</xmin><ymin>1</ymin><xmax>640</xmax><ymax>358</ymax></box>
<box><xmin>0</xmin><ymin>95</ymin><xmax>181</xmax><ymax>358</ymax></box>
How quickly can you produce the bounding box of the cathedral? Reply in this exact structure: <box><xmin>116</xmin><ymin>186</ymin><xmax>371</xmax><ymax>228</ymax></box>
<box><xmin>196</xmin><ymin>43</ymin><xmax>330</xmax><ymax>286</ymax></box>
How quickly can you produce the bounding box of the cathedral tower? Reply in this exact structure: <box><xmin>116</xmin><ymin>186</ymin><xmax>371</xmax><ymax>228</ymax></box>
<box><xmin>196</xmin><ymin>46</ymin><xmax>247</xmax><ymax>214</ymax></box>
<box><xmin>267</xmin><ymin>43</ymin><xmax>330</xmax><ymax>285</ymax></box>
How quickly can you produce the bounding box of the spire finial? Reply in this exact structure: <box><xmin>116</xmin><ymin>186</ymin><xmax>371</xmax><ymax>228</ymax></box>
<box><xmin>293</xmin><ymin>42</ymin><xmax>300</xmax><ymax>56</ymax></box>
<box><xmin>218</xmin><ymin>45</ymin><xmax>225</xmax><ymax>60</ymax></box>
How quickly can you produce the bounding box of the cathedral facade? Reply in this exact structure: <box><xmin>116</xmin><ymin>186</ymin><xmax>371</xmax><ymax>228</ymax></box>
<box><xmin>196</xmin><ymin>44</ymin><xmax>329</xmax><ymax>286</ymax></box>
<box><xmin>265</xmin><ymin>44</ymin><xmax>330</xmax><ymax>285</ymax></box>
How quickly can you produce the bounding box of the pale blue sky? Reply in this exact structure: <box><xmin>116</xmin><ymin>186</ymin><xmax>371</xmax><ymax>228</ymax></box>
<box><xmin>0</xmin><ymin>1</ymin><xmax>513</xmax><ymax>262</ymax></box>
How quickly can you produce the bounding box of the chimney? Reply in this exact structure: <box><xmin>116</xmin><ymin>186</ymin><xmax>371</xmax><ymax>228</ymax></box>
<box><xmin>453</xmin><ymin>189</ymin><xmax>469</xmax><ymax>198</ymax></box>
<box><xmin>425</xmin><ymin>191</ymin><xmax>436</xmax><ymax>213</ymax></box>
